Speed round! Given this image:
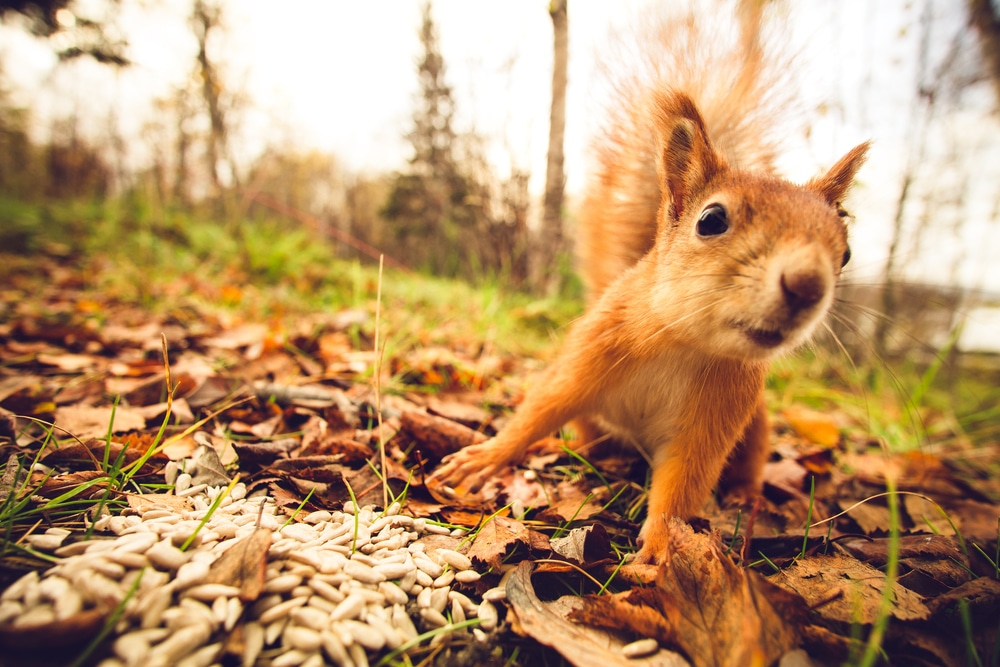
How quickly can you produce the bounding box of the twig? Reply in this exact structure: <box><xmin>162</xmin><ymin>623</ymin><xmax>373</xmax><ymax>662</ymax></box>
<box><xmin>374</xmin><ymin>254</ymin><xmax>388</xmax><ymax>509</ymax></box>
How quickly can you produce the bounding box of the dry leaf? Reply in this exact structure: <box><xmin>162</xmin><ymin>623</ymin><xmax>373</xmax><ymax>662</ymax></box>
<box><xmin>505</xmin><ymin>561</ymin><xmax>687</xmax><ymax>667</ymax></box>
<box><xmin>550</xmin><ymin>524</ymin><xmax>614</xmax><ymax>565</ymax></box>
<box><xmin>398</xmin><ymin>409</ymin><xmax>487</xmax><ymax>460</ymax></box>
<box><xmin>425</xmin><ymin>396</ymin><xmax>493</xmax><ymax>430</ymax></box>
<box><xmin>572</xmin><ymin>520</ymin><xmax>807</xmax><ymax>667</ymax></box>
<box><xmin>205</xmin><ymin>527</ymin><xmax>272</xmax><ymax>601</ymax></box>
<box><xmin>0</xmin><ymin>607</ymin><xmax>106</xmax><ymax>651</ymax></box>
<box><xmin>502</xmin><ymin>470</ymin><xmax>550</xmax><ymax>513</ymax></box>
<box><xmin>42</xmin><ymin>440</ymin><xmax>145</xmax><ymax>469</ymax></box>
<box><xmin>839</xmin><ymin>497</ymin><xmax>893</xmax><ymax>534</ymax></box>
<box><xmin>125</xmin><ymin>492</ymin><xmax>194</xmax><ymax>513</ymax></box>
<box><xmin>53</xmin><ymin>404</ymin><xmax>147</xmax><ymax>439</ymax></box>
<box><xmin>298</xmin><ymin>415</ymin><xmax>372</xmax><ymax>462</ymax></box>
<box><xmin>468</xmin><ymin>514</ymin><xmax>533</xmax><ymax>571</ymax></box>
<box><xmin>838</xmin><ymin>534</ymin><xmax>972</xmax><ymax>595</ymax></box>
<box><xmin>35</xmin><ymin>470</ymin><xmax>107</xmax><ymax>498</ymax></box>
<box><xmin>775</xmin><ymin>553</ymin><xmax>929</xmax><ymax>625</ymax></box>
<box><xmin>546</xmin><ymin>480</ymin><xmax>605</xmax><ymax>522</ymax></box>
<box><xmin>202</xmin><ymin>323</ymin><xmax>269</xmax><ymax>350</ymax></box>
<box><xmin>782</xmin><ymin>405</ymin><xmax>840</xmax><ymax>446</ymax></box>
<box><xmin>35</xmin><ymin>352</ymin><xmax>99</xmax><ymax>372</ymax></box>
<box><xmin>838</xmin><ymin>534</ymin><xmax>966</xmax><ymax>566</ymax></box>
<box><xmin>190</xmin><ymin>443</ymin><xmax>232</xmax><ymax>487</ymax></box>
<box><xmin>763</xmin><ymin>457</ymin><xmax>808</xmax><ymax>496</ymax></box>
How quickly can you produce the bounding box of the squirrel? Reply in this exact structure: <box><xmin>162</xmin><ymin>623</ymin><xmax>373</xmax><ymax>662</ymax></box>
<box><xmin>428</xmin><ymin>2</ymin><xmax>869</xmax><ymax>564</ymax></box>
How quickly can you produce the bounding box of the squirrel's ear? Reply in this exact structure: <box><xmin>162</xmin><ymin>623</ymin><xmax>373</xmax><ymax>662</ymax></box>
<box><xmin>654</xmin><ymin>93</ymin><xmax>723</xmax><ymax>221</ymax></box>
<box><xmin>807</xmin><ymin>142</ymin><xmax>870</xmax><ymax>207</ymax></box>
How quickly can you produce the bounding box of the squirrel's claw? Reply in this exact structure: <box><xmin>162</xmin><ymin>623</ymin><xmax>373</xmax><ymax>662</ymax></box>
<box><xmin>428</xmin><ymin>441</ymin><xmax>506</xmax><ymax>494</ymax></box>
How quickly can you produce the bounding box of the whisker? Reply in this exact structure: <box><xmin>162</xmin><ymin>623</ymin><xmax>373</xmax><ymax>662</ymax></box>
<box><xmin>818</xmin><ymin>318</ymin><xmax>875</xmax><ymax>434</ymax></box>
<box><xmin>833</xmin><ymin>298</ymin><xmax>951</xmax><ymax>360</ymax></box>
<box><xmin>599</xmin><ymin>285</ymin><xmax>743</xmax><ymax>381</ymax></box>
<box><xmin>823</xmin><ymin>310</ymin><xmax>930</xmax><ymax>448</ymax></box>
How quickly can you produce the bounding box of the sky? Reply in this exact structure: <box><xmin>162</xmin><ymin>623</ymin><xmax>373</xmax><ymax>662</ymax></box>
<box><xmin>1</xmin><ymin>0</ymin><xmax>999</xmax><ymax>311</ymax></box>
<box><xmin>1</xmin><ymin>1</ymin><xmax>877</xmax><ymax>190</ymax></box>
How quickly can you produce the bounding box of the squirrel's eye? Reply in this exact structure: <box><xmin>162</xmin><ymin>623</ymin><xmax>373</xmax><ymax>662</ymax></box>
<box><xmin>841</xmin><ymin>245</ymin><xmax>852</xmax><ymax>267</ymax></box>
<box><xmin>696</xmin><ymin>204</ymin><xmax>729</xmax><ymax>237</ymax></box>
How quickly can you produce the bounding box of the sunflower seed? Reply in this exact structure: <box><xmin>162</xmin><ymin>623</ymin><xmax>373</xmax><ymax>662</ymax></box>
<box><xmin>434</xmin><ymin>549</ymin><xmax>472</xmax><ymax>572</ymax></box>
<box><xmin>622</xmin><ymin>638</ymin><xmax>660</xmax><ymax>658</ymax></box>
<box><xmin>477</xmin><ymin>600</ymin><xmax>498</xmax><ymax>631</ymax></box>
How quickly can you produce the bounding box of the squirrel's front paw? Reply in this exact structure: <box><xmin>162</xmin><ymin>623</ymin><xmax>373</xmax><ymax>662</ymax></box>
<box><xmin>633</xmin><ymin>517</ymin><xmax>670</xmax><ymax>565</ymax></box>
<box><xmin>427</xmin><ymin>441</ymin><xmax>508</xmax><ymax>497</ymax></box>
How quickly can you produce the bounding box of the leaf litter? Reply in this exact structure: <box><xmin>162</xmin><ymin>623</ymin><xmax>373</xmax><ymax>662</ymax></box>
<box><xmin>0</xmin><ymin>262</ymin><xmax>998</xmax><ymax>666</ymax></box>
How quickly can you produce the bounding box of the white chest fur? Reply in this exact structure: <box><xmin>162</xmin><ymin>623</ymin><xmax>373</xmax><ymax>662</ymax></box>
<box><xmin>589</xmin><ymin>347</ymin><xmax>705</xmax><ymax>462</ymax></box>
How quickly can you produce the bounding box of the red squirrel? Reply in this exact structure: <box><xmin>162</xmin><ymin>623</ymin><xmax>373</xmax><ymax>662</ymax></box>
<box><xmin>428</xmin><ymin>4</ymin><xmax>868</xmax><ymax>563</ymax></box>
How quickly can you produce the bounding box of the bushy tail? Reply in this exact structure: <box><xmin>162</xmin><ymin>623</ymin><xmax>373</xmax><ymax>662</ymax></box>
<box><xmin>578</xmin><ymin>0</ymin><xmax>796</xmax><ymax>298</ymax></box>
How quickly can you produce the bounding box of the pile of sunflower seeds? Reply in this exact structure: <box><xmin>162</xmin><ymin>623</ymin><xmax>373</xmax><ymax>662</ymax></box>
<box><xmin>0</xmin><ymin>459</ymin><xmax>503</xmax><ymax>666</ymax></box>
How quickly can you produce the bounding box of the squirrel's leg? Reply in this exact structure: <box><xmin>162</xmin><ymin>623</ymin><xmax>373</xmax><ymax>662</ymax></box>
<box><xmin>568</xmin><ymin>416</ymin><xmax>607</xmax><ymax>450</ymax></box>
<box><xmin>634</xmin><ymin>369</ymin><xmax>765</xmax><ymax>563</ymax></box>
<box><xmin>429</xmin><ymin>378</ymin><xmax>588</xmax><ymax>494</ymax></box>
<box><xmin>719</xmin><ymin>393</ymin><xmax>769</xmax><ymax>505</ymax></box>
<box><xmin>634</xmin><ymin>433</ymin><xmax>735</xmax><ymax>563</ymax></box>
<box><xmin>430</xmin><ymin>312</ymin><xmax>615</xmax><ymax>495</ymax></box>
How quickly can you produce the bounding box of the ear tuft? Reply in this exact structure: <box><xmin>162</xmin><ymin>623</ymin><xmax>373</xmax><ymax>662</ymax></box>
<box><xmin>654</xmin><ymin>92</ymin><xmax>723</xmax><ymax>221</ymax></box>
<box><xmin>807</xmin><ymin>142</ymin><xmax>870</xmax><ymax>206</ymax></box>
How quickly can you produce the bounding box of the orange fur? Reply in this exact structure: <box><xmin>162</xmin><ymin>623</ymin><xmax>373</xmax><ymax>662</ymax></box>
<box><xmin>429</xmin><ymin>3</ymin><xmax>868</xmax><ymax>563</ymax></box>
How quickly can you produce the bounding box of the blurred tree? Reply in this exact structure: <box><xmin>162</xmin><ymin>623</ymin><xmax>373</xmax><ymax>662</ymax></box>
<box><xmin>171</xmin><ymin>85</ymin><xmax>199</xmax><ymax>207</ymax></box>
<box><xmin>532</xmin><ymin>0</ymin><xmax>568</xmax><ymax>294</ymax></box>
<box><xmin>381</xmin><ymin>1</ymin><xmax>531</xmax><ymax>282</ymax></box>
<box><xmin>45</xmin><ymin>115</ymin><xmax>111</xmax><ymax>199</ymax></box>
<box><xmin>345</xmin><ymin>174</ymin><xmax>394</xmax><ymax>262</ymax></box>
<box><xmin>382</xmin><ymin>1</ymin><xmax>488</xmax><ymax>277</ymax></box>
<box><xmin>968</xmin><ymin>0</ymin><xmax>1000</xmax><ymax>100</ymax></box>
<box><xmin>191</xmin><ymin>0</ymin><xmax>238</xmax><ymax>201</ymax></box>
<box><xmin>0</xmin><ymin>0</ymin><xmax>128</xmax><ymax>65</ymax></box>
<box><xmin>0</xmin><ymin>71</ymin><xmax>38</xmax><ymax>198</ymax></box>
<box><xmin>871</xmin><ymin>0</ymin><xmax>999</xmax><ymax>359</ymax></box>
<box><xmin>0</xmin><ymin>67</ymin><xmax>109</xmax><ymax>203</ymax></box>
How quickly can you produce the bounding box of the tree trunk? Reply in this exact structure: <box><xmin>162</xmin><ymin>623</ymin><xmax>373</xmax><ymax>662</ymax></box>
<box><xmin>969</xmin><ymin>0</ymin><xmax>1000</xmax><ymax>102</ymax></box>
<box><xmin>193</xmin><ymin>0</ymin><xmax>223</xmax><ymax>200</ymax></box>
<box><xmin>532</xmin><ymin>0</ymin><xmax>568</xmax><ymax>294</ymax></box>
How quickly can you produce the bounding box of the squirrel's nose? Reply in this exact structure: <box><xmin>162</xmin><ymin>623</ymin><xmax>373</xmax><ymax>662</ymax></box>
<box><xmin>779</xmin><ymin>247</ymin><xmax>832</xmax><ymax>314</ymax></box>
<box><xmin>780</xmin><ymin>270</ymin><xmax>824</xmax><ymax>311</ymax></box>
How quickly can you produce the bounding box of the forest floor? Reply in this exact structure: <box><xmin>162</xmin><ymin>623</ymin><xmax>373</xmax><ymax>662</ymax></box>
<box><xmin>1</xmin><ymin>209</ymin><xmax>999</xmax><ymax>666</ymax></box>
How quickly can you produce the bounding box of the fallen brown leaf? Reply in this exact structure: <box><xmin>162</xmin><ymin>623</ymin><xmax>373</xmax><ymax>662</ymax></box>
<box><xmin>53</xmin><ymin>404</ymin><xmax>147</xmax><ymax>439</ymax></box>
<box><xmin>398</xmin><ymin>409</ymin><xmax>487</xmax><ymax>460</ymax></box>
<box><xmin>230</xmin><ymin>438</ymin><xmax>300</xmax><ymax>467</ymax></box>
<box><xmin>838</xmin><ymin>534</ymin><xmax>971</xmax><ymax>595</ymax></box>
<box><xmin>42</xmin><ymin>439</ymin><xmax>143</xmax><ymax>469</ymax></box>
<box><xmin>35</xmin><ymin>352</ymin><xmax>99</xmax><ymax>373</ymax></box>
<box><xmin>0</xmin><ymin>607</ymin><xmax>106</xmax><ymax>651</ymax></box>
<box><xmin>763</xmin><ymin>457</ymin><xmax>808</xmax><ymax>497</ymax></box>
<box><xmin>505</xmin><ymin>561</ymin><xmax>687</xmax><ymax>667</ymax></box>
<box><xmin>202</xmin><ymin>323</ymin><xmax>269</xmax><ymax>351</ymax></box>
<box><xmin>775</xmin><ymin>553</ymin><xmax>929</xmax><ymax>626</ymax></box>
<box><xmin>205</xmin><ymin>527</ymin><xmax>272</xmax><ymax>601</ymax></box>
<box><xmin>298</xmin><ymin>415</ymin><xmax>372</xmax><ymax>462</ymax></box>
<box><xmin>839</xmin><ymin>496</ymin><xmax>893</xmax><ymax>534</ymax></box>
<box><xmin>545</xmin><ymin>480</ymin><xmax>605</xmax><ymax>522</ymax></box>
<box><xmin>468</xmin><ymin>514</ymin><xmax>533</xmax><ymax>571</ymax></box>
<box><xmin>190</xmin><ymin>443</ymin><xmax>232</xmax><ymax>487</ymax></box>
<box><xmin>782</xmin><ymin>405</ymin><xmax>841</xmax><ymax>446</ymax></box>
<box><xmin>34</xmin><ymin>470</ymin><xmax>108</xmax><ymax>498</ymax></box>
<box><xmin>425</xmin><ymin>396</ymin><xmax>494</xmax><ymax>431</ymax></box>
<box><xmin>573</xmin><ymin>520</ymin><xmax>807</xmax><ymax>667</ymax></box>
<box><xmin>125</xmin><ymin>492</ymin><xmax>194</xmax><ymax>513</ymax></box>
<box><xmin>550</xmin><ymin>524</ymin><xmax>615</xmax><ymax>565</ymax></box>
<box><xmin>500</xmin><ymin>470</ymin><xmax>551</xmax><ymax>513</ymax></box>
